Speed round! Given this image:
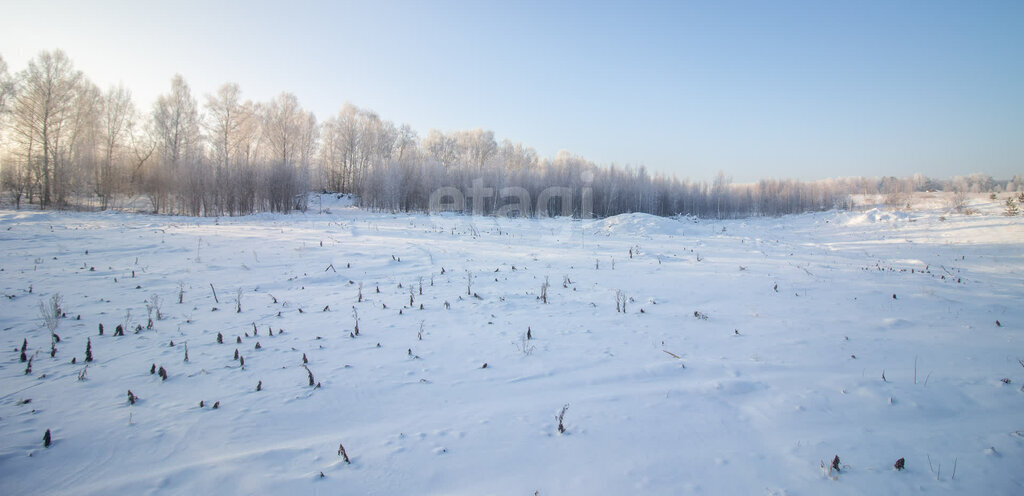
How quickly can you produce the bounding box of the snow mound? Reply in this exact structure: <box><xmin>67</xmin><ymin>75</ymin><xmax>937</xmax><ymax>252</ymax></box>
<box><xmin>837</xmin><ymin>208</ymin><xmax>911</xmax><ymax>226</ymax></box>
<box><xmin>589</xmin><ymin>212</ymin><xmax>684</xmax><ymax>237</ymax></box>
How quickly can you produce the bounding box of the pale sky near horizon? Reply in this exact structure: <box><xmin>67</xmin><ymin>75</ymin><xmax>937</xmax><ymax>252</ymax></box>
<box><xmin>1</xmin><ymin>0</ymin><xmax>1022</xmax><ymax>182</ymax></box>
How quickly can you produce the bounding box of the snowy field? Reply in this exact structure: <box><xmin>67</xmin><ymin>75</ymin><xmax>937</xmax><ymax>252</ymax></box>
<box><xmin>1</xmin><ymin>195</ymin><xmax>1022</xmax><ymax>495</ymax></box>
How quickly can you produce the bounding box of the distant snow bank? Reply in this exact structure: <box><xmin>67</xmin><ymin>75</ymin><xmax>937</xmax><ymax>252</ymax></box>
<box><xmin>835</xmin><ymin>208</ymin><xmax>913</xmax><ymax>226</ymax></box>
<box><xmin>588</xmin><ymin>212</ymin><xmax>686</xmax><ymax>237</ymax></box>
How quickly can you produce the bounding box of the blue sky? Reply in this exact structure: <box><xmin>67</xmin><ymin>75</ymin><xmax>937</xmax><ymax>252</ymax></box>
<box><xmin>1</xmin><ymin>0</ymin><xmax>1021</xmax><ymax>182</ymax></box>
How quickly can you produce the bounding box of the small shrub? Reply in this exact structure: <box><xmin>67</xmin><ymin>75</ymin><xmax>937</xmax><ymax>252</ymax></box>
<box><xmin>1005</xmin><ymin>197</ymin><xmax>1019</xmax><ymax>216</ymax></box>
<box><xmin>43</xmin><ymin>429</ymin><xmax>52</xmax><ymax>448</ymax></box>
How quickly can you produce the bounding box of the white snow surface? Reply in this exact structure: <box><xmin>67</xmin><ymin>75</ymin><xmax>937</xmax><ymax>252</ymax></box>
<box><xmin>1</xmin><ymin>196</ymin><xmax>1023</xmax><ymax>495</ymax></box>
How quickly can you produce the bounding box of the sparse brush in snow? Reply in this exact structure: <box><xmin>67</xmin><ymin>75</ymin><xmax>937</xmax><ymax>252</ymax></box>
<box><xmin>254</xmin><ymin>341</ymin><xmax>262</xmax><ymax>350</ymax></box>
<box><xmin>540</xmin><ymin>277</ymin><xmax>549</xmax><ymax>304</ymax></box>
<box><xmin>338</xmin><ymin>443</ymin><xmax>351</xmax><ymax>463</ymax></box>
<box><xmin>518</xmin><ymin>332</ymin><xmax>535</xmax><ymax>356</ymax></box>
<box><xmin>40</xmin><ymin>294</ymin><xmax>62</xmax><ymax>335</ymax></box>
<box><xmin>98</xmin><ymin>323</ymin><xmax>103</xmax><ymax>335</ymax></box>
<box><xmin>256</xmin><ymin>380</ymin><xmax>262</xmax><ymax>391</ymax></box>
<box><xmin>158</xmin><ymin>366</ymin><xmax>167</xmax><ymax>381</ymax></box>
<box><xmin>20</xmin><ymin>338</ymin><xmax>27</xmax><ymax>362</ymax></box>
<box><xmin>304</xmin><ymin>365</ymin><xmax>315</xmax><ymax>386</ymax></box>
<box><xmin>239</xmin><ymin>356</ymin><xmax>245</xmax><ymax>367</ymax></box>
<box><xmin>236</xmin><ymin>336</ymin><xmax>242</xmax><ymax>344</ymax></box>
<box><xmin>85</xmin><ymin>338</ymin><xmax>93</xmax><ymax>362</ymax></box>
<box><xmin>120</xmin><ymin>309</ymin><xmax>132</xmax><ymax>335</ymax></box>
<box><xmin>894</xmin><ymin>457</ymin><xmax>905</xmax><ymax>471</ymax></box>
<box><xmin>556</xmin><ymin>404</ymin><xmax>569</xmax><ymax>434</ymax></box>
<box><xmin>150</xmin><ymin>363</ymin><xmax>156</xmax><ymax>374</ymax></box>
<box><xmin>217</xmin><ymin>332</ymin><xmax>223</xmax><ymax>344</ymax></box>
<box><xmin>25</xmin><ymin>355</ymin><xmax>33</xmax><ymax>375</ymax></box>
<box><xmin>352</xmin><ymin>306</ymin><xmax>360</xmax><ymax>336</ymax></box>
<box><xmin>357</xmin><ymin>282</ymin><xmax>363</xmax><ymax>302</ymax></box>
<box><xmin>235</xmin><ymin>287</ymin><xmax>243</xmax><ymax>313</ymax></box>
<box><xmin>127</xmin><ymin>390</ymin><xmax>136</xmax><ymax>405</ymax></box>
<box><xmin>43</xmin><ymin>429</ymin><xmax>52</xmax><ymax>448</ymax></box>
<box><xmin>303</xmin><ymin>353</ymin><xmax>308</xmax><ymax>364</ymax></box>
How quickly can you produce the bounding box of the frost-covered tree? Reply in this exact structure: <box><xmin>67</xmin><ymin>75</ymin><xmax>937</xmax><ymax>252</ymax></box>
<box><xmin>9</xmin><ymin>50</ymin><xmax>85</xmax><ymax>207</ymax></box>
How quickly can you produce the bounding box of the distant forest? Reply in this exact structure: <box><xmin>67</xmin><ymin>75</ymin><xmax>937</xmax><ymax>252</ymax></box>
<box><xmin>1</xmin><ymin>50</ymin><xmax>1021</xmax><ymax>218</ymax></box>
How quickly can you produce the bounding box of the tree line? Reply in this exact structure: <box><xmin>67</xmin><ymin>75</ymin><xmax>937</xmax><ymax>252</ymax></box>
<box><xmin>0</xmin><ymin>50</ymin><xmax>1019</xmax><ymax>218</ymax></box>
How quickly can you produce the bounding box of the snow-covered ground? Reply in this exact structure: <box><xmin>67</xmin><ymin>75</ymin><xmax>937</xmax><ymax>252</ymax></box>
<box><xmin>1</xmin><ymin>195</ymin><xmax>1022</xmax><ymax>495</ymax></box>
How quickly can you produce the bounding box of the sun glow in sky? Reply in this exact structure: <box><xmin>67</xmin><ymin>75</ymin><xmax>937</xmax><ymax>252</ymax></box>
<box><xmin>2</xmin><ymin>0</ymin><xmax>1021</xmax><ymax>182</ymax></box>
